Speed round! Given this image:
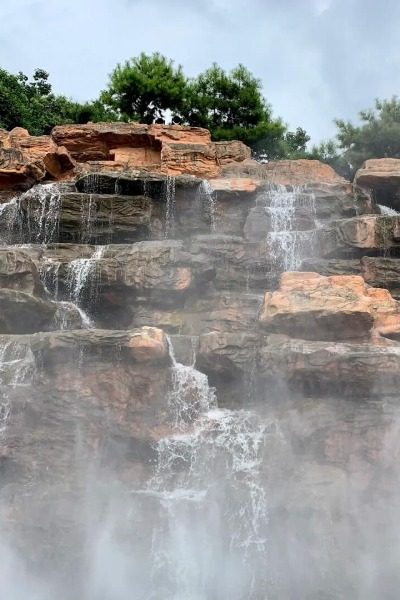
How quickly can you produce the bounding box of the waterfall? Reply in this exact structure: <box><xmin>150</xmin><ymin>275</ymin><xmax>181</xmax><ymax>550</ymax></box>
<box><xmin>127</xmin><ymin>338</ymin><xmax>270</xmax><ymax>599</ymax></box>
<box><xmin>378</xmin><ymin>203</ymin><xmax>400</xmax><ymax>216</ymax></box>
<box><xmin>68</xmin><ymin>246</ymin><xmax>106</xmax><ymax>304</ymax></box>
<box><xmin>0</xmin><ymin>198</ymin><xmax>20</xmax><ymax>243</ymax></box>
<box><xmin>164</xmin><ymin>176</ymin><xmax>176</xmax><ymax>238</ymax></box>
<box><xmin>53</xmin><ymin>301</ymin><xmax>93</xmax><ymax>329</ymax></box>
<box><xmin>23</xmin><ymin>182</ymin><xmax>65</xmax><ymax>244</ymax></box>
<box><xmin>80</xmin><ymin>194</ymin><xmax>97</xmax><ymax>243</ymax></box>
<box><xmin>198</xmin><ymin>180</ymin><xmax>216</xmax><ymax>231</ymax></box>
<box><xmin>266</xmin><ymin>184</ymin><xmax>317</xmax><ymax>271</ymax></box>
<box><xmin>0</xmin><ymin>340</ymin><xmax>33</xmax><ymax>437</ymax></box>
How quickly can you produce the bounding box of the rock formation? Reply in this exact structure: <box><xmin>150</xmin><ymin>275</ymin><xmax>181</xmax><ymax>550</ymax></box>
<box><xmin>1</xmin><ymin>123</ymin><xmax>400</xmax><ymax>598</ymax></box>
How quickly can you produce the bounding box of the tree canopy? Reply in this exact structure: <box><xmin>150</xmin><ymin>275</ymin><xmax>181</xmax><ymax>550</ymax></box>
<box><xmin>0</xmin><ymin>57</ymin><xmax>310</xmax><ymax>160</ymax></box>
<box><xmin>310</xmin><ymin>97</ymin><xmax>400</xmax><ymax>179</ymax></box>
<box><xmin>0</xmin><ymin>68</ymin><xmax>115</xmax><ymax>135</ymax></box>
<box><xmin>180</xmin><ymin>63</ymin><xmax>286</xmax><ymax>157</ymax></box>
<box><xmin>100</xmin><ymin>52</ymin><xmax>187</xmax><ymax>123</ymax></box>
<box><xmin>100</xmin><ymin>54</ymin><xmax>307</xmax><ymax>157</ymax></box>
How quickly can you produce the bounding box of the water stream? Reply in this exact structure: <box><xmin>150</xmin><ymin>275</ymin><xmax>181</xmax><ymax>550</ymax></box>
<box><xmin>0</xmin><ymin>178</ymin><xmax>397</xmax><ymax>599</ymax></box>
<box><xmin>164</xmin><ymin>176</ymin><xmax>176</xmax><ymax>239</ymax></box>
<box><xmin>124</xmin><ymin>339</ymin><xmax>270</xmax><ymax>599</ymax></box>
<box><xmin>266</xmin><ymin>184</ymin><xmax>317</xmax><ymax>271</ymax></box>
<box><xmin>68</xmin><ymin>246</ymin><xmax>106</xmax><ymax>304</ymax></box>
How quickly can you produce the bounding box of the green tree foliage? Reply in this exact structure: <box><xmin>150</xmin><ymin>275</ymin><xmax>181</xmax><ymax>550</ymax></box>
<box><xmin>335</xmin><ymin>97</ymin><xmax>400</xmax><ymax>172</ymax></box>
<box><xmin>0</xmin><ymin>68</ymin><xmax>117</xmax><ymax>135</ymax></box>
<box><xmin>1</xmin><ymin>59</ymin><xmax>311</xmax><ymax>162</ymax></box>
<box><xmin>283</xmin><ymin>127</ymin><xmax>311</xmax><ymax>156</ymax></box>
<box><xmin>308</xmin><ymin>140</ymin><xmax>352</xmax><ymax>179</ymax></box>
<box><xmin>0</xmin><ymin>68</ymin><xmax>30</xmax><ymax>131</ymax></box>
<box><xmin>101</xmin><ymin>52</ymin><xmax>187</xmax><ymax>123</ymax></box>
<box><xmin>310</xmin><ymin>98</ymin><xmax>400</xmax><ymax>179</ymax></box>
<box><xmin>182</xmin><ymin>63</ymin><xmax>287</xmax><ymax>157</ymax></box>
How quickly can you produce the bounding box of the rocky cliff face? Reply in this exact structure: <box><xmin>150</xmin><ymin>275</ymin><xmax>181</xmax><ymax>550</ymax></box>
<box><xmin>1</xmin><ymin>126</ymin><xmax>400</xmax><ymax>598</ymax></box>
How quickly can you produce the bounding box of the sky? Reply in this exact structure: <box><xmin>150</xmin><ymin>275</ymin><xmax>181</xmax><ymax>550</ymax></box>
<box><xmin>1</xmin><ymin>0</ymin><xmax>400</xmax><ymax>143</ymax></box>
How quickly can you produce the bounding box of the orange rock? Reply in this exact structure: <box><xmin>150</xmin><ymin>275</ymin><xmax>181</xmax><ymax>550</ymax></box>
<box><xmin>208</xmin><ymin>177</ymin><xmax>259</xmax><ymax>194</ymax></box>
<box><xmin>161</xmin><ymin>141</ymin><xmax>220</xmax><ymax>178</ymax></box>
<box><xmin>128</xmin><ymin>326</ymin><xmax>168</xmax><ymax>362</ymax></box>
<box><xmin>354</xmin><ymin>158</ymin><xmax>400</xmax><ymax>210</ymax></box>
<box><xmin>355</xmin><ymin>158</ymin><xmax>400</xmax><ymax>188</ymax></box>
<box><xmin>0</xmin><ymin>127</ymin><xmax>75</xmax><ymax>189</ymax></box>
<box><xmin>149</xmin><ymin>124</ymin><xmax>211</xmax><ymax>144</ymax></box>
<box><xmin>222</xmin><ymin>158</ymin><xmax>350</xmax><ymax>189</ymax></box>
<box><xmin>259</xmin><ymin>272</ymin><xmax>400</xmax><ymax>341</ymax></box>
<box><xmin>214</xmin><ymin>140</ymin><xmax>252</xmax><ymax>164</ymax></box>
<box><xmin>51</xmin><ymin>123</ymin><xmax>250</xmax><ymax>179</ymax></box>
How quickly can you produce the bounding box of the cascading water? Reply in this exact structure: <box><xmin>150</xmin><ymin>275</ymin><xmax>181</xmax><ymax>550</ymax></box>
<box><xmin>23</xmin><ymin>182</ymin><xmax>65</xmax><ymax>244</ymax></box>
<box><xmin>68</xmin><ymin>246</ymin><xmax>106</xmax><ymax>304</ymax></box>
<box><xmin>198</xmin><ymin>180</ymin><xmax>216</xmax><ymax>231</ymax></box>
<box><xmin>164</xmin><ymin>176</ymin><xmax>176</xmax><ymax>239</ymax></box>
<box><xmin>266</xmin><ymin>184</ymin><xmax>317</xmax><ymax>271</ymax></box>
<box><xmin>53</xmin><ymin>301</ymin><xmax>93</xmax><ymax>329</ymax></box>
<box><xmin>0</xmin><ymin>340</ymin><xmax>33</xmax><ymax>437</ymax></box>
<box><xmin>378</xmin><ymin>203</ymin><xmax>400</xmax><ymax>216</ymax></box>
<box><xmin>0</xmin><ymin>199</ymin><xmax>20</xmax><ymax>244</ymax></box>
<box><xmin>126</xmin><ymin>339</ymin><xmax>270</xmax><ymax>599</ymax></box>
<box><xmin>80</xmin><ymin>194</ymin><xmax>97</xmax><ymax>243</ymax></box>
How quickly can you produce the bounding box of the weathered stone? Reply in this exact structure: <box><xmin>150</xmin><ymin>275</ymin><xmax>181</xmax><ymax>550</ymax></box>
<box><xmin>51</xmin><ymin>123</ymin><xmax>210</xmax><ymax>162</ymax></box>
<box><xmin>0</xmin><ymin>248</ymin><xmax>45</xmax><ymax>296</ymax></box>
<box><xmin>317</xmin><ymin>215</ymin><xmax>400</xmax><ymax>258</ymax></box>
<box><xmin>0</xmin><ymin>128</ymin><xmax>74</xmax><ymax>190</ymax></box>
<box><xmin>184</xmin><ymin>290</ymin><xmax>263</xmax><ymax>335</ymax></box>
<box><xmin>6</xmin><ymin>326</ymin><xmax>168</xmax><ymax>364</ymax></box>
<box><xmin>244</xmin><ymin>184</ymin><xmax>376</xmax><ymax>242</ymax></box>
<box><xmin>258</xmin><ymin>334</ymin><xmax>400</xmax><ymax>396</ymax></box>
<box><xmin>222</xmin><ymin>159</ymin><xmax>350</xmax><ymax>187</ymax></box>
<box><xmin>301</xmin><ymin>257</ymin><xmax>363</xmax><ymax>277</ymax></box>
<box><xmin>20</xmin><ymin>191</ymin><xmax>153</xmax><ymax>243</ymax></box>
<box><xmin>189</xmin><ymin>234</ymin><xmax>274</xmax><ymax>290</ymax></box>
<box><xmin>208</xmin><ymin>177</ymin><xmax>259</xmax><ymax>195</ymax></box>
<box><xmin>129</xmin><ymin>289</ymin><xmax>263</xmax><ymax>336</ymax></box>
<box><xmin>214</xmin><ymin>140</ymin><xmax>252</xmax><ymax>164</ymax></box>
<box><xmin>197</xmin><ymin>331</ymin><xmax>259</xmax><ymax>377</ymax></box>
<box><xmin>51</xmin><ymin>123</ymin><xmax>250</xmax><ymax>180</ymax></box>
<box><xmin>361</xmin><ymin>257</ymin><xmax>400</xmax><ymax>298</ymax></box>
<box><xmin>53</xmin><ymin>301</ymin><xmax>90</xmax><ymax>330</ymax></box>
<box><xmin>354</xmin><ymin>158</ymin><xmax>400</xmax><ymax>210</ymax></box>
<box><xmin>161</xmin><ymin>142</ymin><xmax>220</xmax><ymax>178</ymax></box>
<box><xmin>0</xmin><ymin>288</ymin><xmax>56</xmax><ymax>334</ymax></box>
<box><xmin>0</xmin><ymin>327</ymin><xmax>174</xmax><ymax>558</ymax></box>
<box><xmin>100</xmin><ymin>241</ymin><xmax>211</xmax><ymax>294</ymax></box>
<box><xmin>259</xmin><ymin>272</ymin><xmax>400</xmax><ymax>341</ymax></box>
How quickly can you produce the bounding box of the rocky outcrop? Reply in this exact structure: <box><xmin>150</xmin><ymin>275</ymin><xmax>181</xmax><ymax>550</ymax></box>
<box><xmin>0</xmin><ymin>127</ymin><xmax>74</xmax><ymax>189</ymax></box>
<box><xmin>5</xmin><ymin>326</ymin><xmax>169</xmax><ymax>363</ymax></box>
<box><xmin>222</xmin><ymin>158</ymin><xmax>350</xmax><ymax>187</ymax></box>
<box><xmin>0</xmin><ymin>123</ymin><xmax>253</xmax><ymax>191</ymax></box>
<box><xmin>0</xmin><ymin>248</ymin><xmax>45</xmax><ymax>296</ymax></box>
<box><xmin>0</xmin><ymin>245</ymin><xmax>57</xmax><ymax>333</ymax></box>
<box><xmin>259</xmin><ymin>272</ymin><xmax>400</xmax><ymax>341</ymax></box>
<box><xmin>51</xmin><ymin>123</ymin><xmax>249</xmax><ymax>179</ymax></box>
<box><xmin>354</xmin><ymin>158</ymin><xmax>400</xmax><ymax>210</ymax></box>
<box><xmin>303</xmin><ymin>256</ymin><xmax>400</xmax><ymax>299</ymax></box>
<box><xmin>316</xmin><ymin>214</ymin><xmax>400</xmax><ymax>257</ymax></box>
<box><xmin>20</xmin><ymin>189</ymin><xmax>154</xmax><ymax>244</ymax></box>
<box><xmin>0</xmin><ymin>288</ymin><xmax>56</xmax><ymax>334</ymax></box>
<box><xmin>258</xmin><ymin>334</ymin><xmax>400</xmax><ymax>396</ymax></box>
<box><xmin>4</xmin><ymin>121</ymin><xmax>400</xmax><ymax>596</ymax></box>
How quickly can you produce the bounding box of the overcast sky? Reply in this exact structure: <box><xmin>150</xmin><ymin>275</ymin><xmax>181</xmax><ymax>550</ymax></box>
<box><xmin>1</xmin><ymin>0</ymin><xmax>399</xmax><ymax>143</ymax></box>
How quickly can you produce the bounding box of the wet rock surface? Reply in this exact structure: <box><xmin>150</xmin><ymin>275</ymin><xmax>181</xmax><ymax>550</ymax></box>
<box><xmin>355</xmin><ymin>157</ymin><xmax>400</xmax><ymax>210</ymax></box>
<box><xmin>2</xmin><ymin>127</ymin><xmax>400</xmax><ymax>598</ymax></box>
